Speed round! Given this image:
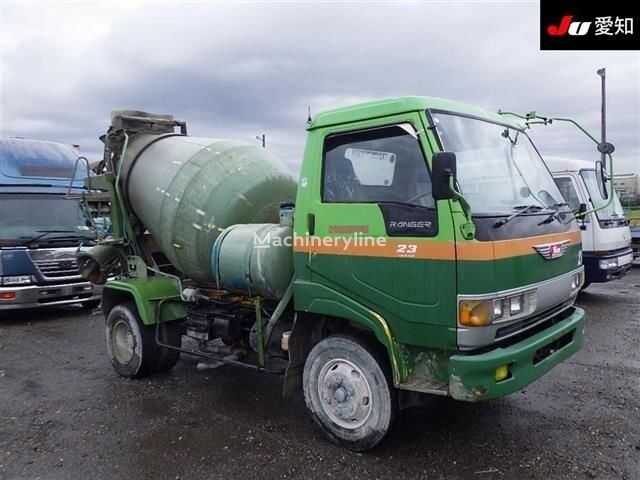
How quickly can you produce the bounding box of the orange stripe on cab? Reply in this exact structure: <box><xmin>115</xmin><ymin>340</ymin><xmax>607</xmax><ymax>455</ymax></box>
<box><xmin>457</xmin><ymin>230</ymin><xmax>582</xmax><ymax>261</ymax></box>
<box><xmin>292</xmin><ymin>230</ymin><xmax>581</xmax><ymax>262</ymax></box>
<box><xmin>293</xmin><ymin>238</ymin><xmax>456</xmax><ymax>260</ymax></box>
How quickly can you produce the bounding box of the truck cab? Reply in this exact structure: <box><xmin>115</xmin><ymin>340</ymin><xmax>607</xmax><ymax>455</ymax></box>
<box><xmin>0</xmin><ymin>138</ymin><xmax>102</xmax><ymax>310</ymax></box>
<box><xmin>294</xmin><ymin>97</ymin><xmax>585</xmax><ymax>394</ymax></box>
<box><xmin>545</xmin><ymin>156</ymin><xmax>633</xmax><ymax>286</ymax></box>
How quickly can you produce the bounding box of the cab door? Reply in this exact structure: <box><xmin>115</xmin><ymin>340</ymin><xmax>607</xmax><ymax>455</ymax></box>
<box><xmin>305</xmin><ymin>114</ymin><xmax>457</xmax><ymax>348</ymax></box>
<box><xmin>554</xmin><ymin>174</ymin><xmax>593</xmax><ymax>251</ymax></box>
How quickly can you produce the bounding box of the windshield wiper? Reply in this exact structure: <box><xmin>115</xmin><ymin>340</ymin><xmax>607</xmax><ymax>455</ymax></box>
<box><xmin>46</xmin><ymin>234</ymin><xmax>94</xmax><ymax>241</ymax></box>
<box><xmin>43</xmin><ymin>236</ymin><xmax>96</xmax><ymax>247</ymax></box>
<box><xmin>537</xmin><ymin>202</ymin><xmax>570</xmax><ymax>226</ymax></box>
<box><xmin>379</xmin><ymin>201</ymin><xmax>436</xmax><ymax>210</ymax></box>
<box><xmin>19</xmin><ymin>230</ymin><xmax>76</xmax><ymax>245</ymax></box>
<box><xmin>502</xmin><ymin>128</ymin><xmax>520</xmax><ymax>145</ymax></box>
<box><xmin>0</xmin><ymin>183</ymin><xmax>55</xmax><ymax>188</ymax></box>
<box><xmin>494</xmin><ymin>205</ymin><xmax>544</xmax><ymax>229</ymax></box>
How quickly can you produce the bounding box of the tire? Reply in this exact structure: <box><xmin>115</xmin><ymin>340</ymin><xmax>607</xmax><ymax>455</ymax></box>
<box><xmin>81</xmin><ymin>299</ymin><xmax>101</xmax><ymax>310</ymax></box>
<box><xmin>303</xmin><ymin>335</ymin><xmax>397</xmax><ymax>451</ymax></box>
<box><xmin>154</xmin><ymin>321</ymin><xmax>183</xmax><ymax>373</ymax></box>
<box><xmin>105</xmin><ymin>301</ymin><xmax>181</xmax><ymax>378</ymax></box>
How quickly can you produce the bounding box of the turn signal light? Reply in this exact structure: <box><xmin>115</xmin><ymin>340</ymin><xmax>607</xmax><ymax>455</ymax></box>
<box><xmin>459</xmin><ymin>300</ymin><xmax>491</xmax><ymax>326</ymax></box>
<box><xmin>0</xmin><ymin>292</ymin><xmax>16</xmax><ymax>300</ymax></box>
<box><xmin>570</xmin><ymin>272</ymin><xmax>584</xmax><ymax>293</ymax></box>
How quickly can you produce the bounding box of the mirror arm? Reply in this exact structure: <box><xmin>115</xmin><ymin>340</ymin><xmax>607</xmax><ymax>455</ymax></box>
<box><xmin>448</xmin><ymin>176</ymin><xmax>475</xmax><ymax>240</ymax></box>
<box><xmin>498</xmin><ymin>110</ymin><xmax>616</xmax><ymax>218</ymax></box>
<box><xmin>545</xmin><ymin>117</ymin><xmax>599</xmax><ymax>143</ymax></box>
<box><xmin>548</xmin><ymin>118</ymin><xmax>614</xmax><ymax>214</ymax></box>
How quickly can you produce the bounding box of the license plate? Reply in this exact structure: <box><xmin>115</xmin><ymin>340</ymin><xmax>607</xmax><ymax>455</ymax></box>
<box><xmin>618</xmin><ymin>253</ymin><xmax>633</xmax><ymax>266</ymax></box>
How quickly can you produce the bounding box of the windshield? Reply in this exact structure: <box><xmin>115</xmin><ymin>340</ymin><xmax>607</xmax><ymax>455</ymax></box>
<box><xmin>432</xmin><ymin>112</ymin><xmax>564</xmax><ymax>215</ymax></box>
<box><xmin>580</xmin><ymin>170</ymin><xmax>625</xmax><ymax>222</ymax></box>
<box><xmin>0</xmin><ymin>194</ymin><xmax>95</xmax><ymax>245</ymax></box>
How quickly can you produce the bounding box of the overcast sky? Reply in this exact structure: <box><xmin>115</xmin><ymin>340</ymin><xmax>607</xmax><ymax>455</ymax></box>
<box><xmin>1</xmin><ymin>1</ymin><xmax>639</xmax><ymax>175</ymax></box>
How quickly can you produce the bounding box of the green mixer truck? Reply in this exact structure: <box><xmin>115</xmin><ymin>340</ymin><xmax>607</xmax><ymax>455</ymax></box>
<box><xmin>78</xmin><ymin>97</ymin><xmax>587</xmax><ymax>450</ymax></box>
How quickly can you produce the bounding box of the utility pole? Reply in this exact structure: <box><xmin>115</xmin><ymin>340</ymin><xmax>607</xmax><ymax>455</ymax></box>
<box><xmin>256</xmin><ymin>134</ymin><xmax>266</xmax><ymax>148</ymax></box>
<box><xmin>596</xmin><ymin>68</ymin><xmax>606</xmax><ymax>164</ymax></box>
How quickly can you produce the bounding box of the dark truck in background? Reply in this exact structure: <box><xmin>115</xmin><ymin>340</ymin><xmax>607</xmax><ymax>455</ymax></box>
<box><xmin>0</xmin><ymin>138</ymin><xmax>102</xmax><ymax>310</ymax></box>
<box><xmin>631</xmin><ymin>226</ymin><xmax>640</xmax><ymax>260</ymax></box>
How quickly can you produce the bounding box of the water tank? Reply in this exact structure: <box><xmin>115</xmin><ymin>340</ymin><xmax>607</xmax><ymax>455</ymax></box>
<box><xmin>120</xmin><ymin>134</ymin><xmax>297</xmax><ymax>284</ymax></box>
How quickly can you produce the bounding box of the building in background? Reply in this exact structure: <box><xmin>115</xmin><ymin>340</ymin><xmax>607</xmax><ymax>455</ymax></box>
<box><xmin>613</xmin><ymin>173</ymin><xmax>640</xmax><ymax>201</ymax></box>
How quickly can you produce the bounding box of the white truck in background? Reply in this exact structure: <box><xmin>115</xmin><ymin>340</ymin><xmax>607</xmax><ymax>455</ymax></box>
<box><xmin>545</xmin><ymin>157</ymin><xmax>633</xmax><ymax>289</ymax></box>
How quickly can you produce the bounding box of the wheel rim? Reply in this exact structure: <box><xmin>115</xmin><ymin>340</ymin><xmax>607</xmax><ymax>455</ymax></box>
<box><xmin>317</xmin><ymin>358</ymin><xmax>372</xmax><ymax>429</ymax></box>
<box><xmin>112</xmin><ymin>319</ymin><xmax>136</xmax><ymax>365</ymax></box>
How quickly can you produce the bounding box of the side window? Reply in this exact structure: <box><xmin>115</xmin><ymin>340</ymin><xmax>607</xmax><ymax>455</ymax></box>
<box><xmin>323</xmin><ymin>124</ymin><xmax>434</xmax><ymax>207</ymax></box>
<box><xmin>553</xmin><ymin>177</ymin><xmax>581</xmax><ymax>211</ymax></box>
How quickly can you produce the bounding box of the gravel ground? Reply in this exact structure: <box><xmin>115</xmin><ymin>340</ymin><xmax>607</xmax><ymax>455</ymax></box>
<box><xmin>1</xmin><ymin>268</ymin><xmax>639</xmax><ymax>480</ymax></box>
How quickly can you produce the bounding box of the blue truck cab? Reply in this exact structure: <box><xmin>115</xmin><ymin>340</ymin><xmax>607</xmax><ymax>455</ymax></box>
<box><xmin>0</xmin><ymin>138</ymin><xmax>102</xmax><ymax>310</ymax></box>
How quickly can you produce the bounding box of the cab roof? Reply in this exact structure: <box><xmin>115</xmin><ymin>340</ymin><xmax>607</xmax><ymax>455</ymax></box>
<box><xmin>0</xmin><ymin>137</ymin><xmax>87</xmax><ymax>193</ymax></box>
<box><xmin>308</xmin><ymin>96</ymin><xmax>519</xmax><ymax>130</ymax></box>
<box><xmin>543</xmin><ymin>156</ymin><xmax>597</xmax><ymax>173</ymax></box>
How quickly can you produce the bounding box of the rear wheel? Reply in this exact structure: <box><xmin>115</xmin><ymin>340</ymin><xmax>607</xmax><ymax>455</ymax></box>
<box><xmin>106</xmin><ymin>301</ymin><xmax>181</xmax><ymax>378</ymax></box>
<box><xmin>303</xmin><ymin>335</ymin><xmax>397</xmax><ymax>451</ymax></box>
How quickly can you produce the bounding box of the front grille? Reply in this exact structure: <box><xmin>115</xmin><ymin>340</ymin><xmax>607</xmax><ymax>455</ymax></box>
<box><xmin>32</xmin><ymin>259</ymin><xmax>81</xmax><ymax>280</ymax></box>
<box><xmin>489</xmin><ymin>305</ymin><xmax>575</xmax><ymax>351</ymax></box>
<box><xmin>495</xmin><ymin>301</ymin><xmax>572</xmax><ymax>340</ymax></box>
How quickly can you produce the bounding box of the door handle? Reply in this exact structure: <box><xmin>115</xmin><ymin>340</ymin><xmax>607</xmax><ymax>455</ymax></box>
<box><xmin>306</xmin><ymin>213</ymin><xmax>316</xmax><ymax>267</ymax></box>
<box><xmin>307</xmin><ymin>213</ymin><xmax>315</xmax><ymax>236</ymax></box>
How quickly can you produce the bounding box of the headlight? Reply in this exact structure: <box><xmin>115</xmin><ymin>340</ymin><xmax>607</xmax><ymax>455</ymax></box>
<box><xmin>0</xmin><ymin>275</ymin><xmax>34</xmax><ymax>286</ymax></box>
<box><xmin>598</xmin><ymin>258</ymin><xmax>618</xmax><ymax>269</ymax></box>
<box><xmin>459</xmin><ymin>290</ymin><xmax>537</xmax><ymax>327</ymax></box>
<box><xmin>493</xmin><ymin>299</ymin><xmax>503</xmax><ymax>319</ymax></box>
<box><xmin>510</xmin><ymin>295</ymin><xmax>522</xmax><ymax>315</ymax></box>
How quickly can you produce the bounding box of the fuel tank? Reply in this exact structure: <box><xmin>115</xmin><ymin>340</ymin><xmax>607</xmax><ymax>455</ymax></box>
<box><xmin>120</xmin><ymin>133</ymin><xmax>297</xmax><ymax>284</ymax></box>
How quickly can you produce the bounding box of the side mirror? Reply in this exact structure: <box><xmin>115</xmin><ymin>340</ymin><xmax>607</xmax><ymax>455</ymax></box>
<box><xmin>432</xmin><ymin>152</ymin><xmax>457</xmax><ymax>201</ymax></box>
<box><xmin>576</xmin><ymin>203</ymin><xmax>587</xmax><ymax>230</ymax></box>
<box><xmin>595</xmin><ymin>160</ymin><xmax>609</xmax><ymax>200</ymax></box>
<box><xmin>597</xmin><ymin>142</ymin><xmax>615</xmax><ymax>154</ymax></box>
<box><xmin>577</xmin><ymin>203</ymin><xmax>588</xmax><ymax>216</ymax></box>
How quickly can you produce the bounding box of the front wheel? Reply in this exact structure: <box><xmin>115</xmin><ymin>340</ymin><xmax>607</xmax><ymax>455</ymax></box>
<box><xmin>303</xmin><ymin>335</ymin><xmax>397</xmax><ymax>451</ymax></box>
<box><xmin>105</xmin><ymin>301</ymin><xmax>181</xmax><ymax>378</ymax></box>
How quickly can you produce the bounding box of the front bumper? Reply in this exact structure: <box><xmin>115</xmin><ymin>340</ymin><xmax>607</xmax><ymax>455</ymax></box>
<box><xmin>0</xmin><ymin>281</ymin><xmax>102</xmax><ymax>310</ymax></box>
<box><xmin>448</xmin><ymin>306</ymin><xmax>585</xmax><ymax>401</ymax></box>
<box><xmin>583</xmin><ymin>248</ymin><xmax>633</xmax><ymax>283</ymax></box>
